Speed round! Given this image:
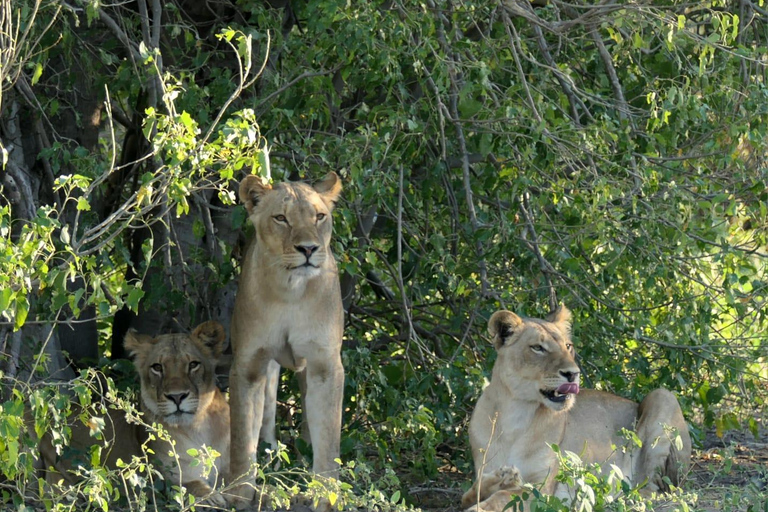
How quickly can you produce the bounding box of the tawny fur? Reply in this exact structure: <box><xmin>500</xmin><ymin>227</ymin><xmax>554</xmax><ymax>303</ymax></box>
<box><xmin>33</xmin><ymin>377</ymin><xmax>146</xmax><ymax>487</ymax></box>
<box><xmin>228</xmin><ymin>173</ymin><xmax>345</xmax><ymax>509</ymax></box>
<box><xmin>463</xmin><ymin>306</ymin><xmax>691</xmax><ymax>511</ymax></box>
<box><xmin>125</xmin><ymin>321</ymin><xmax>231</xmax><ymax>508</ymax></box>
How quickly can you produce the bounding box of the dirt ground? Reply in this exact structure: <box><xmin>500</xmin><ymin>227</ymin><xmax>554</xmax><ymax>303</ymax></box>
<box><xmin>411</xmin><ymin>421</ymin><xmax>768</xmax><ymax>512</ymax></box>
<box><xmin>688</xmin><ymin>423</ymin><xmax>768</xmax><ymax>510</ymax></box>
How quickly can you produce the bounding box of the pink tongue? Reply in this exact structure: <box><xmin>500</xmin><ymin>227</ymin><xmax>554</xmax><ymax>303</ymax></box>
<box><xmin>556</xmin><ymin>382</ymin><xmax>580</xmax><ymax>395</ymax></box>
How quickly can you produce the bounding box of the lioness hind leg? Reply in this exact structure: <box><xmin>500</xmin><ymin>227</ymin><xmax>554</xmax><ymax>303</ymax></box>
<box><xmin>260</xmin><ymin>360</ymin><xmax>280</xmax><ymax>449</ymax></box>
<box><xmin>462</xmin><ymin>466</ymin><xmax>523</xmax><ymax>510</ymax></box>
<box><xmin>635</xmin><ymin>388</ymin><xmax>692</xmax><ymax>494</ymax></box>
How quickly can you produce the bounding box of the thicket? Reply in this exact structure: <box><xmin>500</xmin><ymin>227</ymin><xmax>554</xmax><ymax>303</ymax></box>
<box><xmin>0</xmin><ymin>0</ymin><xmax>766</xmax><ymax>510</ymax></box>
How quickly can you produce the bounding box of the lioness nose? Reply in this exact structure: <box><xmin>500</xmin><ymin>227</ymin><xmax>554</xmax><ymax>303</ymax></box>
<box><xmin>165</xmin><ymin>392</ymin><xmax>189</xmax><ymax>406</ymax></box>
<box><xmin>560</xmin><ymin>370</ymin><xmax>579</xmax><ymax>382</ymax></box>
<box><xmin>295</xmin><ymin>244</ymin><xmax>319</xmax><ymax>258</ymax></box>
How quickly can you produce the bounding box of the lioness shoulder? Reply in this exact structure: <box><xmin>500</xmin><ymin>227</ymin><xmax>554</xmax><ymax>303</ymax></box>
<box><xmin>463</xmin><ymin>306</ymin><xmax>691</xmax><ymax>511</ymax></box>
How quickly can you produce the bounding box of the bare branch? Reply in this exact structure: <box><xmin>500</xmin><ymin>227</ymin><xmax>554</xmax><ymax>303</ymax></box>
<box><xmin>519</xmin><ymin>192</ymin><xmax>558</xmax><ymax>312</ymax></box>
<box><xmin>589</xmin><ymin>27</ymin><xmax>630</xmax><ymax>121</ymax></box>
<box><xmin>255</xmin><ymin>66</ymin><xmax>340</xmax><ymax>113</ymax></box>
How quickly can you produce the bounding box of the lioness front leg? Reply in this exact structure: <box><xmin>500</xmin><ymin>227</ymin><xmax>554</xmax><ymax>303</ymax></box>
<box><xmin>304</xmin><ymin>355</ymin><xmax>344</xmax><ymax>477</ymax></box>
<box><xmin>462</xmin><ymin>466</ymin><xmax>523</xmax><ymax>511</ymax></box>
<box><xmin>183</xmin><ymin>479</ymin><xmax>228</xmax><ymax>508</ymax></box>
<box><xmin>229</xmin><ymin>359</ymin><xmax>268</xmax><ymax>505</ymax></box>
<box><xmin>260</xmin><ymin>360</ymin><xmax>280</xmax><ymax>450</ymax></box>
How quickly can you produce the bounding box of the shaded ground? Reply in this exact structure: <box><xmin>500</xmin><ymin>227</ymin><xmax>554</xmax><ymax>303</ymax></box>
<box><xmin>410</xmin><ymin>422</ymin><xmax>768</xmax><ymax>512</ymax></box>
<box><xmin>689</xmin><ymin>424</ymin><xmax>768</xmax><ymax>511</ymax></box>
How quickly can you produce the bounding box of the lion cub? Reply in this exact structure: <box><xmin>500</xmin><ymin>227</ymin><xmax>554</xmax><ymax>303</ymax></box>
<box><xmin>463</xmin><ymin>306</ymin><xmax>691</xmax><ymax>511</ymax></box>
<box><xmin>125</xmin><ymin>321</ymin><xmax>230</xmax><ymax>507</ymax></box>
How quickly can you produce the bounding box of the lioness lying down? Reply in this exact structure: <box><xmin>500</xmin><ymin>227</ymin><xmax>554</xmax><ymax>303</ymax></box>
<box><xmin>125</xmin><ymin>321</ymin><xmax>231</xmax><ymax>507</ymax></box>
<box><xmin>34</xmin><ymin>377</ymin><xmax>147</xmax><ymax>486</ymax></box>
<box><xmin>463</xmin><ymin>306</ymin><xmax>691</xmax><ymax>511</ymax></box>
<box><xmin>36</xmin><ymin>322</ymin><xmax>231</xmax><ymax>507</ymax></box>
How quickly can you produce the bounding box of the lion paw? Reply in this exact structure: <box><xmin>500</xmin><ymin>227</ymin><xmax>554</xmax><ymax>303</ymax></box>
<box><xmin>226</xmin><ymin>483</ymin><xmax>257</xmax><ymax>510</ymax></box>
<box><xmin>493</xmin><ymin>466</ymin><xmax>522</xmax><ymax>489</ymax></box>
<box><xmin>198</xmin><ymin>490</ymin><xmax>228</xmax><ymax>508</ymax></box>
<box><xmin>290</xmin><ymin>494</ymin><xmax>334</xmax><ymax>512</ymax></box>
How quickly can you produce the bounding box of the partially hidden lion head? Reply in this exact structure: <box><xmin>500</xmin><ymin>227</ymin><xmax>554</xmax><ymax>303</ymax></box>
<box><xmin>125</xmin><ymin>321</ymin><xmax>227</xmax><ymax>427</ymax></box>
<box><xmin>488</xmin><ymin>306</ymin><xmax>580</xmax><ymax>412</ymax></box>
<box><xmin>239</xmin><ymin>172</ymin><xmax>342</xmax><ymax>280</ymax></box>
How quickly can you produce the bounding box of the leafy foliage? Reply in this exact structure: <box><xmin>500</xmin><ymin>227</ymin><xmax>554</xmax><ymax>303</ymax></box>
<box><xmin>0</xmin><ymin>0</ymin><xmax>767</xmax><ymax>509</ymax></box>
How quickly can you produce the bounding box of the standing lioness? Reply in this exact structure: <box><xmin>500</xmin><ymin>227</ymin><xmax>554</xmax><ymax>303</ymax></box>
<box><xmin>463</xmin><ymin>306</ymin><xmax>691</xmax><ymax>511</ymax></box>
<box><xmin>229</xmin><ymin>172</ymin><xmax>344</xmax><ymax>504</ymax></box>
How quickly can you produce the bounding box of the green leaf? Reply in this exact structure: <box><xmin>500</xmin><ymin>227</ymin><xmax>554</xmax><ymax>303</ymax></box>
<box><xmin>0</xmin><ymin>288</ymin><xmax>13</xmax><ymax>315</ymax></box>
<box><xmin>76</xmin><ymin>197</ymin><xmax>91</xmax><ymax>211</ymax></box>
<box><xmin>14</xmin><ymin>296</ymin><xmax>29</xmax><ymax>329</ymax></box>
<box><xmin>31</xmin><ymin>62</ymin><xmax>44</xmax><ymax>86</ymax></box>
<box><xmin>126</xmin><ymin>287</ymin><xmax>145</xmax><ymax>312</ymax></box>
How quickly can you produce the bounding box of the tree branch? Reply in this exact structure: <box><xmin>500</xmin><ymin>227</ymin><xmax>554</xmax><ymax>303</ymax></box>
<box><xmin>520</xmin><ymin>192</ymin><xmax>558</xmax><ymax>312</ymax></box>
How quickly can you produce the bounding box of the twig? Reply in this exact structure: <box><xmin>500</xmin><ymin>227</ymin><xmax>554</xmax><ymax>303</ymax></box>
<box><xmin>255</xmin><ymin>65</ymin><xmax>340</xmax><ymax>113</ymax></box>
<box><xmin>196</xmin><ymin>192</ymin><xmax>218</xmax><ymax>262</ymax></box>
<box><xmin>95</xmin><ymin>6</ymin><xmax>142</xmax><ymax>62</ymax></box>
<box><xmin>589</xmin><ymin>27</ymin><xmax>629</xmax><ymax>121</ymax></box>
<box><xmin>502</xmin><ymin>10</ymin><xmax>543</xmax><ymax>125</ymax></box>
<box><xmin>527</xmin><ymin>8</ymin><xmax>592</xmax><ymax>124</ymax></box>
<box><xmin>520</xmin><ymin>192</ymin><xmax>558</xmax><ymax>312</ymax></box>
<box><xmin>200</xmin><ymin>31</ymin><xmax>271</xmax><ymax>147</ymax></box>
<box><xmin>396</xmin><ymin>166</ymin><xmax>416</xmax><ymax>345</ymax></box>
<box><xmin>431</xmin><ymin>27</ymin><xmax>493</xmax><ymax>297</ymax></box>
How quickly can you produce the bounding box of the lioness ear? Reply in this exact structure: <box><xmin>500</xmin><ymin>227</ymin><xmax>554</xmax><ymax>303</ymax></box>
<box><xmin>313</xmin><ymin>172</ymin><xmax>342</xmax><ymax>209</ymax></box>
<box><xmin>124</xmin><ymin>330</ymin><xmax>156</xmax><ymax>363</ymax></box>
<box><xmin>546</xmin><ymin>304</ymin><xmax>572</xmax><ymax>334</ymax></box>
<box><xmin>191</xmin><ymin>321</ymin><xmax>227</xmax><ymax>359</ymax></box>
<box><xmin>239</xmin><ymin>175</ymin><xmax>272</xmax><ymax>215</ymax></box>
<box><xmin>488</xmin><ymin>310</ymin><xmax>523</xmax><ymax>349</ymax></box>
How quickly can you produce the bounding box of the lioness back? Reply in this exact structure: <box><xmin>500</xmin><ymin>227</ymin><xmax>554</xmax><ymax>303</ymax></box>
<box><xmin>34</xmin><ymin>378</ymin><xmax>145</xmax><ymax>486</ymax></box>
<box><xmin>125</xmin><ymin>320</ymin><xmax>231</xmax><ymax>507</ymax></box>
<box><xmin>463</xmin><ymin>306</ymin><xmax>691</xmax><ymax>511</ymax></box>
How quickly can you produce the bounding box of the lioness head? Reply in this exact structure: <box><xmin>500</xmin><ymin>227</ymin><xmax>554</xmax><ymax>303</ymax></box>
<box><xmin>239</xmin><ymin>172</ymin><xmax>342</xmax><ymax>280</ymax></box>
<box><xmin>488</xmin><ymin>306</ymin><xmax>580</xmax><ymax>412</ymax></box>
<box><xmin>125</xmin><ymin>321</ymin><xmax>227</xmax><ymax>427</ymax></box>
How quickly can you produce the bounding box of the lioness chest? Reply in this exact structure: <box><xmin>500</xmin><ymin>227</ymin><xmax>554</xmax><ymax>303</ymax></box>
<box><xmin>484</xmin><ymin>400</ymin><xmax>562</xmax><ymax>485</ymax></box>
<box><xmin>233</xmin><ymin>293</ymin><xmax>342</xmax><ymax>368</ymax></box>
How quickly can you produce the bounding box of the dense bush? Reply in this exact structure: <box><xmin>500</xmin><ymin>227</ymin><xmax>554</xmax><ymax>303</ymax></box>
<box><xmin>1</xmin><ymin>0</ymin><xmax>766</xmax><ymax>509</ymax></box>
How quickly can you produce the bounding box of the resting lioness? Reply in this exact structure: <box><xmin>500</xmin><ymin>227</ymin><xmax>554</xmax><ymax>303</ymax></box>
<box><xmin>229</xmin><ymin>172</ymin><xmax>345</xmax><ymax>504</ymax></box>
<box><xmin>125</xmin><ymin>321</ymin><xmax>230</xmax><ymax>507</ymax></box>
<box><xmin>463</xmin><ymin>306</ymin><xmax>691</xmax><ymax>511</ymax></box>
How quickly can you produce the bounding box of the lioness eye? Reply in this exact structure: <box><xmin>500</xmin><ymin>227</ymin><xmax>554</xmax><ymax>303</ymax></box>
<box><xmin>316</xmin><ymin>213</ymin><xmax>326</xmax><ymax>221</ymax></box>
<box><xmin>189</xmin><ymin>361</ymin><xmax>201</xmax><ymax>371</ymax></box>
<box><xmin>151</xmin><ymin>363</ymin><xmax>163</xmax><ymax>374</ymax></box>
<box><xmin>531</xmin><ymin>345</ymin><xmax>545</xmax><ymax>353</ymax></box>
<box><xmin>274</xmin><ymin>215</ymin><xmax>287</xmax><ymax>223</ymax></box>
